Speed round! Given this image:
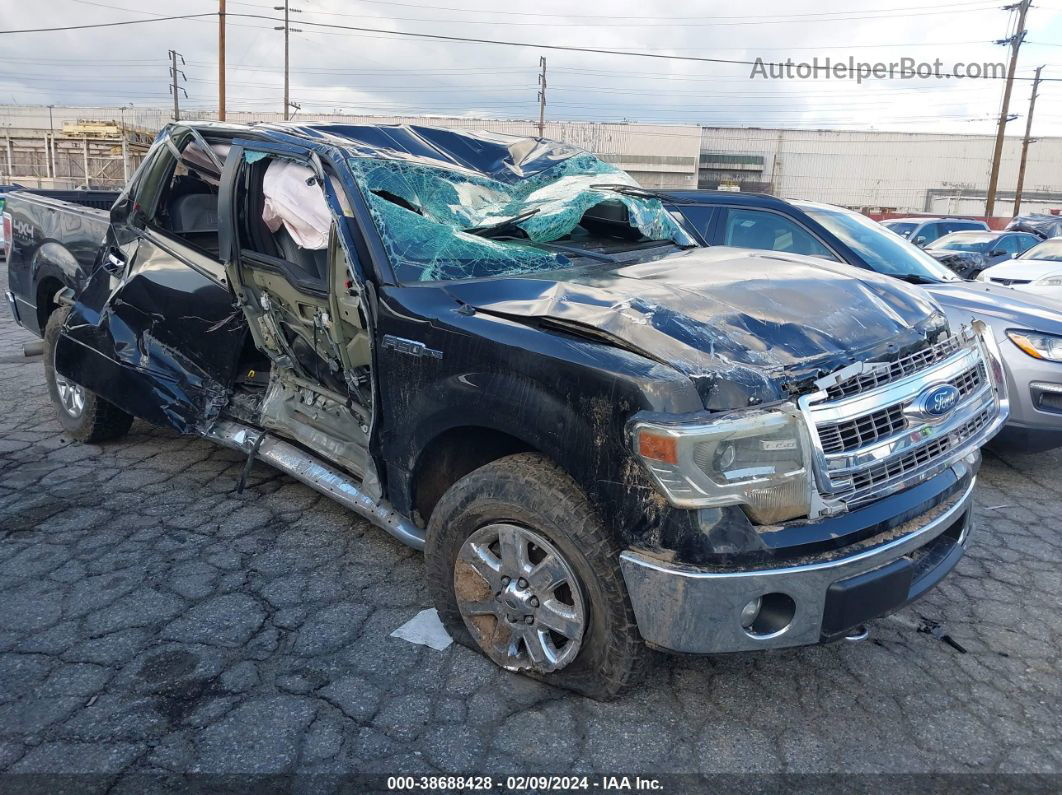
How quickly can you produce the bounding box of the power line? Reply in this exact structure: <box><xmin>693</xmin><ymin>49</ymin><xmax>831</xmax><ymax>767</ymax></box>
<box><xmin>224</xmin><ymin>12</ymin><xmax>1062</xmax><ymax>81</ymax></box>
<box><xmin>229</xmin><ymin>0</ymin><xmax>999</xmax><ymax>23</ymax></box>
<box><xmin>0</xmin><ymin>13</ymin><xmax>217</xmax><ymax>34</ymax></box>
<box><xmin>229</xmin><ymin>3</ymin><xmax>1004</xmax><ymax>28</ymax></box>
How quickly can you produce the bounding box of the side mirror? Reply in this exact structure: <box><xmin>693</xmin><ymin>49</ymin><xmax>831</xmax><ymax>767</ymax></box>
<box><xmin>914</xmin><ymin>235</ymin><xmax>928</xmax><ymax>246</ymax></box>
<box><xmin>988</xmin><ymin>249</ymin><xmax>1006</xmax><ymax>257</ymax></box>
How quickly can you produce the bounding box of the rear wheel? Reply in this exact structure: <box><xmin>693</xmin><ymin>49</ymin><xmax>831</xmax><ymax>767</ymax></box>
<box><xmin>425</xmin><ymin>453</ymin><xmax>651</xmax><ymax>700</ymax></box>
<box><xmin>43</xmin><ymin>306</ymin><xmax>134</xmax><ymax>443</ymax></box>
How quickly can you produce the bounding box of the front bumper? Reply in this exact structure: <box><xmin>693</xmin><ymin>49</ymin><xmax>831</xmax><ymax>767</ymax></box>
<box><xmin>619</xmin><ymin>469</ymin><xmax>975</xmax><ymax>654</ymax></box>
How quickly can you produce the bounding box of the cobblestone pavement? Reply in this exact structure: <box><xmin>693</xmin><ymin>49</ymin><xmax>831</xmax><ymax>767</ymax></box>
<box><xmin>0</xmin><ymin>263</ymin><xmax>1060</xmax><ymax>780</ymax></box>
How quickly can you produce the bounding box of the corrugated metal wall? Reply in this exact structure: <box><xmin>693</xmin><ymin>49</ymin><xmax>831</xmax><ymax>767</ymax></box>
<box><xmin>699</xmin><ymin>127</ymin><xmax>1062</xmax><ymax>214</ymax></box>
<box><xmin>0</xmin><ymin>106</ymin><xmax>701</xmax><ymax>189</ymax></box>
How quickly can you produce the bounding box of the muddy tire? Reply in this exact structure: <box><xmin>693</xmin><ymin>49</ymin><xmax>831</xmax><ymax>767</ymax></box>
<box><xmin>43</xmin><ymin>306</ymin><xmax>134</xmax><ymax>443</ymax></box>
<box><xmin>425</xmin><ymin>452</ymin><xmax>652</xmax><ymax>700</ymax></box>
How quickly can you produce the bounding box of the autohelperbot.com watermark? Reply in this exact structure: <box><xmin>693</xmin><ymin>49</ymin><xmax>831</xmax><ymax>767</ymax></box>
<box><xmin>750</xmin><ymin>56</ymin><xmax>1006</xmax><ymax>83</ymax></box>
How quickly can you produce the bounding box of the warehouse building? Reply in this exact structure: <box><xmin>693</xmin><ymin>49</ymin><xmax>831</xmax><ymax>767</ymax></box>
<box><xmin>698</xmin><ymin>126</ymin><xmax>1062</xmax><ymax>217</ymax></box>
<box><xmin>1</xmin><ymin>105</ymin><xmax>1060</xmax><ymax>216</ymax></box>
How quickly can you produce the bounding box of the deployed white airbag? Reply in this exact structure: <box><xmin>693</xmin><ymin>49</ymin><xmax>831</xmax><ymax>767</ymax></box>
<box><xmin>262</xmin><ymin>159</ymin><xmax>331</xmax><ymax>250</ymax></box>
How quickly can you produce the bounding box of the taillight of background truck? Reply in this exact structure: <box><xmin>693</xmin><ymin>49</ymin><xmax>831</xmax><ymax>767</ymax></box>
<box><xmin>2</xmin><ymin>212</ymin><xmax>11</xmax><ymax>259</ymax></box>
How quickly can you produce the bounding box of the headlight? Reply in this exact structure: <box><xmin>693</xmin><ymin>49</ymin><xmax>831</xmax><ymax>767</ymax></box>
<box><xmin>631</xmin><ymin>407</ymin><xmax>811</xmax><ymax>524</ymax></box>
<box><xmin>1007</xmin><ymin>330</ymin><xmax>1062</xmax><ymax>363</ymax></box>
<box><xmin>1033</xmin><ymin>272</ymin><xmax>1062</xmax><ymax>287</ymax></box>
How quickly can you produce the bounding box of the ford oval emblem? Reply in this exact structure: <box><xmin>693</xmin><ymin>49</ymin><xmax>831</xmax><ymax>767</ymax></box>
<box><xmin>912</xmin><ymin>383</ymin><xmax>961</xmax><ymax>421</ymax></box>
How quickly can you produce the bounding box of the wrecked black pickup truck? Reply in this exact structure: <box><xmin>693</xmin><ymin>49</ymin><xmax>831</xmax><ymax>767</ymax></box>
<box><xmin>4</xmin><ymin>123</ymin><xmax>1008</xmax><ymax>698</ymax></box>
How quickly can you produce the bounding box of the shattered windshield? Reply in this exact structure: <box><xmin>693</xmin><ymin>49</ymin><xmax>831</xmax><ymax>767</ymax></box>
<box><xmin>347</xmin><ymin>152</ymin><xmax>694</xmax><ymax>283</ymax></box>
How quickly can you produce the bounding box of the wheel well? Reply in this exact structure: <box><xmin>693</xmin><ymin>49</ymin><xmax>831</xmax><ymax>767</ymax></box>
<box><xmin>412</xmin><ymin>427</ymin><xmax>536</xmax><ymax>523</ymax></box>
<box><xmin>35</xmin><ymin>276</ymin><xmax>65</xmax><ymax>332</ymax></box>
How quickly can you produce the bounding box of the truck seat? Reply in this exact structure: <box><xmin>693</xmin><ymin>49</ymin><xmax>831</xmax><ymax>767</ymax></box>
<box><xmin>169</xmin><ymin>192</ymin><xmax>218</xmax><ymax>234</ymax></box>
<box><xmin>274</xmin><ymin>226</ymin><xmax>328</xmax><ymax>285</ymax></box>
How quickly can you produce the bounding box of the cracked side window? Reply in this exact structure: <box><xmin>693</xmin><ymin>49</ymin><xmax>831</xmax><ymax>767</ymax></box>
<box><xmin>347</xmin><ymin>153</ymin><xmax>693</xmax><ymax>283</ymax></box>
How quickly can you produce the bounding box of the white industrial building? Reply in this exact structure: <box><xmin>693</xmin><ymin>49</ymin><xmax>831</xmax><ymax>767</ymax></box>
<box><xmin>1</xmin><ymin>104</ymin><xmax>1059</xmax><ymax>216</ymax></box>
<box><xmin>698</xmin><ymin>127</ymin><xmax>1062</xmax><ymax>217</ymax></box>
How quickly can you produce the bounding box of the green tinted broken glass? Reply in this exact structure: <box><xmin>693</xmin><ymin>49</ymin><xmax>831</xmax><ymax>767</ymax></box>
<box><xmin>347</xmin><ymin>153</ymin><xmax>693</xmax><ymax>283</ymax></box>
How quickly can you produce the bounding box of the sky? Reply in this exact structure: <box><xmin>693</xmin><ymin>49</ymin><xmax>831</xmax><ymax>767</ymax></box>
<box><xmin>0</xmin><ymin>0</ymin><xmax>1061</xmax><ymax>136</ymax></box>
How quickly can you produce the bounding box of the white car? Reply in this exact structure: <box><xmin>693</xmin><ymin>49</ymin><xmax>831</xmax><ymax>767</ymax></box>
<box><xmin>978</xmin><ymin>238</ymin><xmax>1062</xmax><ymax>301</ymax></box>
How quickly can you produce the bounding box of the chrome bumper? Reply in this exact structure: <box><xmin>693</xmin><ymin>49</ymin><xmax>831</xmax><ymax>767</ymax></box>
<box><xmin>620</xmin><ymin>469</ymin><xmax>975</xmax><ymax>654</ymax></box>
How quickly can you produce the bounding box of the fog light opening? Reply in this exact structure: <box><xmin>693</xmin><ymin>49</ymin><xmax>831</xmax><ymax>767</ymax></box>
<box><xmin>740</xmin><ymin>592</ymin><xmax>796</xmax><ymax>639</ymax></box>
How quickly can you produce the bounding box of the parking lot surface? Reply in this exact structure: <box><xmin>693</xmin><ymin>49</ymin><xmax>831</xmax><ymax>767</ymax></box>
<box><xmin>0</xmin><ymin>263</ymin><xmax>1060</xmax><ymax>781</ymax></box>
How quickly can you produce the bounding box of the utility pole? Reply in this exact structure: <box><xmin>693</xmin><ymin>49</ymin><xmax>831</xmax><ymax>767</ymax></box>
<box><xmin>169</xmin><ymin>50</ymin><xmax>188</xmax><ymax>121</ymax></box>
<box><xmin>46</xmin><ymin>104</ymin><xmax>54</xmax><ymax>180</ymax></box>
<box><xmin>119</xmin><ymin>103</ymin><xmax>132</xmax><ymax>183</ymax></box>
<box><xmin>274</xmin><ymin>2</ymin><xmax>302</xmax><ymax>120</ymax></box>
<box><xmin>219</xmin><ymin>0</ymin><xmax>227</xmax><ymax>120</ymax></box>
<box><xmin>985</xmin><ymin>0</ymin><xmax>1031</xmax><ymax>218</ymax></box>
<box><xmin>537</xmin><ymin>56</ymin><xmax>547</xmax><ymax>138</ymax></box>
<box><xmin>1013</xmin><ymin>65</ymin><xmax>1043</xmax><ymax>216</ymax></box>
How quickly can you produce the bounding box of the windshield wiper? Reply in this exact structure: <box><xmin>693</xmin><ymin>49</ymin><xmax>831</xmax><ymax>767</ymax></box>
<box><xmin>464</xmin><ymin>208</ymin><xmax>540</xmax><ymax>239</ymax></box>
<box><xmin>590</xmin><ymin>183</ymin><xmax>674</xmax><ymax>201</ymax></box>
<box><xmin>893</xmin><ymin>273</ymin><xmax>940</xmax><ymax>285</ymax></box>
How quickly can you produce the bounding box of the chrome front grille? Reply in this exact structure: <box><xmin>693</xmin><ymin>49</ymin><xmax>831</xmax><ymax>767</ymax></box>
<box><xmin>824</xmin><ymin>334</ymin><xmax>962</xmax><ymax>400</ymax></box>
<box><xmin>847</xmin><ymin>405</ymin><xmax>994</xmax><ymax>498</ymax></box>
<box><xmin>953</xmin><ymin>363</ymin><xmax>986</xmax><ymax>398</ymax></box>
<box><xmin>802</xmin><ymin>334</ymin><xmax>1000</xmax><ymax>509</ymax></box>
<box><xmin>818</xmin><ymin>404</ymin><xmax>905</xmax><ymax>455</ymax></box>
<box><xmin>816</xmin><ymin>362</ymin><xmax>986</xmax><ymax>455</ymax></box>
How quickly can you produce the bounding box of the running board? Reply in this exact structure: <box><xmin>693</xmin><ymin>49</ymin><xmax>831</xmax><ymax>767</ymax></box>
<box><xmin>206</xmin><ymin>420</ymin><xmax>426</xmax><ymax>550</ymax></box>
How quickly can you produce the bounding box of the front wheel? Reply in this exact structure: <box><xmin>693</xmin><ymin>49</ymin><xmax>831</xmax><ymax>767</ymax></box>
<box><xmin>425</xmin><ymin>453</ymin><xmax>651</xmax><ymax>700</ymax></box>
<box><xmin>43</xmin><ymin>306</ymin><xmax>134</xmax><ymax>443</ymax></box>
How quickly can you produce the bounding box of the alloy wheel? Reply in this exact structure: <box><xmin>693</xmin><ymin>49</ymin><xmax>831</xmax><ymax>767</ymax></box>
<box><xmin>453</xmin><ymin>523</ymin><xmax>587</xmax><ymax>673</ymax></box>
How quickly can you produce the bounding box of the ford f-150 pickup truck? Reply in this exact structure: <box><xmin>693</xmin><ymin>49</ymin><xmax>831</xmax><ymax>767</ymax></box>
<box><xmin>4</xmin><ymin>123</ymin><xmax>1008</xmax><ymax>698</ymax></box>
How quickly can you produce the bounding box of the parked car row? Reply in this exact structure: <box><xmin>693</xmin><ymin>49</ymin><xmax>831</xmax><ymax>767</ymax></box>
<box><xmin>924</xmin><ymin>230</ymin><xmax>1042</xmax><ymax>279</ymax></box>
<box><xmin>881</xmin><ymin>216</ymin><xmax>989</xmax><ymax>247</ymax></box>
<box><xmin>2</xmin><ymin>124</ymin><xmax>1014</xmax><ymax>697</ymax></box>
<box><xmin>977</xmin><ymin>238</ymin><xmax>1062</xmax><ymax>302</ymax></box>
<box><xmin>665</xmin><ymin>190</ymin><xmax>1062</xmax><ymax>451</ymax></box>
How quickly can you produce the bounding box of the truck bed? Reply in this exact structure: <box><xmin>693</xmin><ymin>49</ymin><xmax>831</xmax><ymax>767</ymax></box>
<box><xmin>4</xmin><ymin>189</ymin><xmax>118</xmax><ymax>337</ymax></box>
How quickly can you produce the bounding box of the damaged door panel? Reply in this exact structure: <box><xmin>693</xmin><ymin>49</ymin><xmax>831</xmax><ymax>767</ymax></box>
<box><xmin>221</xmin><ymin>142</ymin><xmax>378</xmax><ymax>490</ymax></box>
<box><xmin>54</xmin><ymin>128</ymin><xmax>245</xmax><ymax>433</ymax></box>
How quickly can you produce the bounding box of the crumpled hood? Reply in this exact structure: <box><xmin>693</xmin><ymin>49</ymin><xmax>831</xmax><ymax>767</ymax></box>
<box><xmin>444</xmin><ymin>246</ymin><xmax>947</xmax><ymax>409</ymax></box>
<box><xmin>926</xmin><ymin>281</ymin><xmax>1062</xmax><ymax>334</ymax></box>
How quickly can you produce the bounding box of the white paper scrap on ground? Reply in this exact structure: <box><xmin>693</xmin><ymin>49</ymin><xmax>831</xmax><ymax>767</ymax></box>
<box><xmin>390</xmin><ymin>608</ymin><xmax>453</xmax><ymax>651</ymax></box>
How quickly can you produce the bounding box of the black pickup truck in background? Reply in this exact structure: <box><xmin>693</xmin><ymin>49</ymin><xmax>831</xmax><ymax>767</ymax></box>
<box><xmin>3</xmin><ymin>123</ymin><xmax>1009</xmax><ymax>698</ymax></box>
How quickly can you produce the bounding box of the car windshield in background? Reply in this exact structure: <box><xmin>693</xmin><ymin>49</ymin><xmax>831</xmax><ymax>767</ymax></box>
<box><xmin>933</xmin><ymin>233</ymin><xmax>994</xmax><ymax>252</ymax></box>
<box><xmin>882</xmin><ymin>221</ymin><xmax>917</xmax><ymax>237</ymax></box>
<box><xmin>348</xmin><ymin>152</ymin><xmax>694</xmax><ymax>283</ymax></box>
<box><xmin>800</xmin><ymin>204</ymin><xmax>960</xmax><ymax>282</ymax></box>
<box><xmin>1020</xmin><ymin>239</ymin><xmax>1062</xmax><ymax>262</ymax></box>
